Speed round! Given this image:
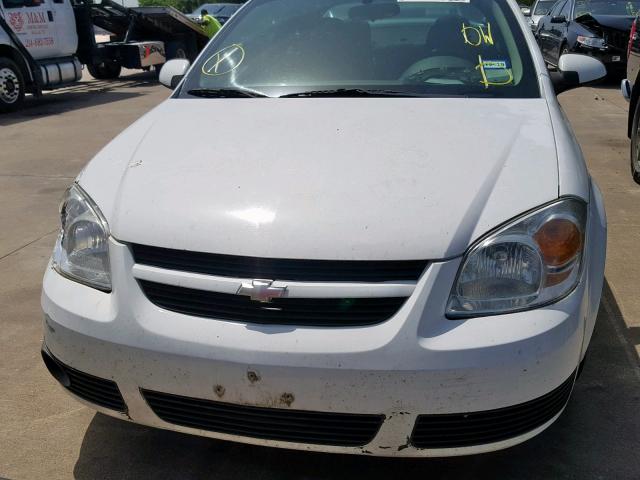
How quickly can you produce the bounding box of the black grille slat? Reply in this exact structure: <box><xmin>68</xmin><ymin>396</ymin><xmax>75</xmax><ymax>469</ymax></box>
<box><xmin>67</xmin><ymin>382</ymin><xmax>124</xmax><ymax>401</ymax></box>
<box><xmin>67</xmin><ymin>388</ymin><xmax>125</xmax><ymax>411</ymax></box>
<box><xmin>605</xmin><ymin>30</ymin><xmax>629</xmax><ymax>51</ymax></box>
<box><xmin>413</xmin><ymin>400</ymin><xmax>568</xmax><ymax>439</ymax></box>
<box><xmin>52</xmin><ymin>358</ymin><xmax>127</xmax><ymax>412</ymax></box>
<box><xmin>142</xmin><ymin>389</ymin><xmax>384</xmax><ymax>447</ymax></box>
<box><xmin>131</xmin><ymin>244</ymin><xmax>428</xmax><ymax>282</ymax></box>
<box><xmin>410</xmin><ymin>373</ymin><xmax>575</xmax><ymax>448</ymax></box>
<box><xmin>415</xmin><ymin>389</ymin><xmax>570</xmax><ymax>429</ymax></box>
<box><xmin>146</xmin><ymin>297</ymin><xmax>401</xmax><ymax>318</ymax></box>
<box><xmin>147</xmin><ymin>395</ymin><xmax>381</xmax><ymax>426</ymax></box>
<box><xmin>139</xmin><ymin>280</ymin><xmax>405</xmax><ymax>327</ymax></box>
<box><xmin>147</xmin><ymin>405</ymin><xmax>380</xmax><ymax>432</ymax></box>
<box><xmin>150</xmin><ymin>409</ymin><xmax>378</xmax><ymax>435</ymax></box>
<box><xmin>66</xmin><ymin>370</ymin><xmax>118</xmax><ymax>389</ymax></box>
<box><xmin>142</xmin><ymin>285</ymin><xmax>403</xmax><ymax>311</ymax></box>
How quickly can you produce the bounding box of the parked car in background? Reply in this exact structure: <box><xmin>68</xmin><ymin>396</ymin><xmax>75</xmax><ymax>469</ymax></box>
<box><xmin>529</xmin><ymin>0</ymin><xmax>557</xmax><ymax>31</ymax></box>
<box><xmin>188</xmin><ymin>3</ymin><xmax>242</xmax><ymax>24</ymax></box>
<box><xmin>621</xmin><ymin>14</ymin><xmax>640</xmax><ymax>183</ymax></box>
<box><xmin>42</xmin><ymin>0</ymin><xmax>607</xmax><ymax>458</ymax></box>
<box><xmin>536</xmin><ymin>0</ymin><xmax>638</xmax><ymax>77</ymax></box>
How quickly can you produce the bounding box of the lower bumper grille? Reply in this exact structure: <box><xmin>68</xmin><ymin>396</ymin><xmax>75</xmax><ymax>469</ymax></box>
<box><xmin>410</xmin><ymin>372</ymin><xmax>575</xmax><ymax>448</ymax></box>
<box><xmin>42</xmin><ymin>349</ymin><xmax>126</xmax><ymax>412</ymax></box>
<box><xmin>142</xmin><ymin>389</ymin><xmax>384</xmax><ymax>447</ymax></box>
<box><xmin>139</xmin><ymin>280</ymin><xmax>406</xmax><ymax>327</ymax></box>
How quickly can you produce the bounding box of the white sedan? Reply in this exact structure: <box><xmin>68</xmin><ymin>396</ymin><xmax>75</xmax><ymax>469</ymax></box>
<box><xmin>41</xmin><ymin>0</ymin><xmax>607</xmax><ymax>457</ymax></box>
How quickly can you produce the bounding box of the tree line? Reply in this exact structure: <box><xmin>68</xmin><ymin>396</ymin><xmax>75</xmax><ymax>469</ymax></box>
<box><xmin>138</xmin><ymin>0</ymin><xmax>244</xmax><ymax>14</ymax></box>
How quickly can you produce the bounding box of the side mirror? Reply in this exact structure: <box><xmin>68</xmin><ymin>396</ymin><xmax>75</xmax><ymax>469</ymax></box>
<box><xmin>551</xmin><ymin>53</ymin><xmax>607</xmax><ymax>94</ymax></box>
<box><xmin>522</xmin><ymin>7</ymin><xmax>532</xmax><ymax>16</ymax></box>
<box><xmin>550</xmin><ymin>15</ymin><xmax>567</xmax><ymax>23</ymax></box>
<box><xmin>159</xmin><ymin>59</ymin><xmax>191</xmax><ymax>89</ymax></box>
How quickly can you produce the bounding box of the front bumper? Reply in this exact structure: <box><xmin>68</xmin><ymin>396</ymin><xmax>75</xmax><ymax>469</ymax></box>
<box><xmin>572</xmin><ymin>45</ymin><xmax>627</xmax><ymax>72</ymax></box>
<box><xmin>41</xmin><ymin>232</ymin><xmax>598</xmax><ymax>457</ymax></box>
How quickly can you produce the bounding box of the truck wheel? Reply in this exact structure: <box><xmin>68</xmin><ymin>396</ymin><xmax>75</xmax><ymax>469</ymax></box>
<box><xmin>87</xmin><ymin>61</ymin><xmax>122</xmax><ymax>80</ymax></box>
<box><xmin>0</xmin><ymin>57</ymin><xmax>25</xmax><ymax>113</ymax></box>
<box><xmin>153</xmin><ymin>46</ymin><xmax>188</xmax><ymax>77</ymax></box>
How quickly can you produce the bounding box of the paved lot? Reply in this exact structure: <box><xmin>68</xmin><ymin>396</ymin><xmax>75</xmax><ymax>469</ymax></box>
<box><xmin>0</xmin><ymin>74</ymin><xmax>639</xmax><ymax>479</ymax></box>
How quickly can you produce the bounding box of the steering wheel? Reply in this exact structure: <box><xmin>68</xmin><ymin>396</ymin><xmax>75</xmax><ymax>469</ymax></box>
<box><xmin>401</xmin><ymin>56</ymin><xmax>476</xmax><ymax>84</ymax></box>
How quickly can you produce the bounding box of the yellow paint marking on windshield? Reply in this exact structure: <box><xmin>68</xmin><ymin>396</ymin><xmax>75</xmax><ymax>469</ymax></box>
<box><xmin>461</xmin><ymin>23</ymin><xmax>494</xmax><ymax>46</ymax></box>
<box><xmin>475</xmin><ymin>55</ymin><xmax>513</xmax><ymax>88</ymax></box>
<box><xmin>202</xmin><ymin>44</ymin><xmax>245</xmax><ymax>76</ymax></box>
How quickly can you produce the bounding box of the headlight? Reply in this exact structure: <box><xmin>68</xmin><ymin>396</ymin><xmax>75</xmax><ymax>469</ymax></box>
<box><xmin>447</xmin><ymin>198</ymin><xmax>586</xmax><ymax>318</ymax></box>
<box><xmin>52</xmin><ymin>184</ymin><xmax>111</xmax><ymax>291</ymax></box>
<box><xmin>577</xmin><ymin>35</ymin><xmax>606</xmax><ymax>48</ymax></box>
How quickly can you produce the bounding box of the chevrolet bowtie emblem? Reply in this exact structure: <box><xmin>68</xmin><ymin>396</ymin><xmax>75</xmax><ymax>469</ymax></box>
<box><xmin>236</xmin><ymin>279</ymin><xmax>287</xmax><ymax>303</ymax></box>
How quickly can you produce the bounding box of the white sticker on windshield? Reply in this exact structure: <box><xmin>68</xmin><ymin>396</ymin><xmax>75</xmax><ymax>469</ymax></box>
<box><xmin>482</xmin><ymin>60</ymin><xmax>510</xmax><ymax>70</ymax></box>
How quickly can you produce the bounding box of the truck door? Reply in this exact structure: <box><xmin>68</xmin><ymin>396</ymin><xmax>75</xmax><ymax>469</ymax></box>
<box><xmin>0</xmin><ymin>0</ymin><xmax>59</xmax><ymax>60</ymax></box>
<box><xmin>49</xmin><ymin>0</ymin><xmax>77</xmax><ymax>58</ymax></box>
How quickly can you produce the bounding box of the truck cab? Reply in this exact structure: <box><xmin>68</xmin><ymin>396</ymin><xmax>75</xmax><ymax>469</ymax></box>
<box><xmin>0</xmin><ymin>0</ymin><xmax>82</xmax><ymax>111</ymax></box>
<box><xmin>0</xmin><ymin>0</ymin><xmax>210</xmax><ymax>113</ymax></box>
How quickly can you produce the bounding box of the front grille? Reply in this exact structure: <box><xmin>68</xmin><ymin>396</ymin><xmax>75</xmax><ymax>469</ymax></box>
<box><xmin>139</xmin><ymin>280</ymin><xmax>406</xmax><ymax>327</ymax></box>
<box><xmin>44</xmin><ymin>352</ymin><xmax>126</xmax><ymax>412</ymax></box>
<box><xmin>410</xmin><ymin>373</ymin><xmax>575</xmax><ymax>448</ymax></box>
<box><xmin>142</xmin><ymin>389</ymin><xmax>384</xmax><ymax>446</ymax></box>
<box><xmin>131</xmin><ymin>244</ymin><xmax>428</xmax><ymax>282</ymax></box>
<box><xmin>605</xmin><ymin>30</ymin><xmax>629</xmax><ymax>51</ymax></box>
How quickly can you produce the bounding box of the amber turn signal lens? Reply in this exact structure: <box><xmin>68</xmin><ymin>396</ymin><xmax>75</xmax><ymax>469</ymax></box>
<box><xmin>534</xmin><ymin>218</ymin><xmax>582</xmax><ymax>267</ymax></box>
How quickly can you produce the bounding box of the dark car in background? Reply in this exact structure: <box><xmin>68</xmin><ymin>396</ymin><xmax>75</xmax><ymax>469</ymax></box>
<box><xmin>188</xmin><ymin>3</ymin><xmax>243</xmax><ymax>24</ymax></box>
<box><xmin>536</xmin><ymin>0</ymin><xmax>637</xmax><ymax>76</ymax></box>
<box><xmin>622</xmin><ymin>14</ymin><xmax>640</xmax><ymax>183</ymax></box>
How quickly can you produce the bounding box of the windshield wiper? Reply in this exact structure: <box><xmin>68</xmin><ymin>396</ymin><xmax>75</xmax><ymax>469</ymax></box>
<box><xmin>280</xmin><ymin>88</ymin><xmax>425</xmax><ymax>98</ymax></box>
<box><xmin>186</xmin><ymin>88</ymin><xmax>267</xmax><ymax>98</ymax></box>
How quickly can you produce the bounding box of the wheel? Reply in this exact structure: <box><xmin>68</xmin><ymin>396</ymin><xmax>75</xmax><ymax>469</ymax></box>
<box><xmin>0</xmin><ymin>57</ymin><xmax>25</xmax><ymax>113</ymax></box>
<box><xmin>87</xmin><ymin>61</ymin><xmax>122</xmax><ymax>80</ymax></box>
<box><xmin>630</xmin><ymin>97</ymin><xmax>640</xmax><ymax>184</ymax></box>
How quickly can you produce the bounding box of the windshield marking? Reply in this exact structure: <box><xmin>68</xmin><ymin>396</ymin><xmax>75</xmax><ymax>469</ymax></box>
<box><xmin>461</xmin><ymin>22</ymin><xmax>494</xmax><ymax>46</ymax></box>
<box><xmin>202</xmin><ymin>44</ymin><xmax>246</xmax><ymax>76</ymax></box>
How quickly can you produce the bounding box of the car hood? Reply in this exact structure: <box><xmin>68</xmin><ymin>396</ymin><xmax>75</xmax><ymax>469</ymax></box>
<box><xmin>80</xmin><ymin>98</ymin><xmax>559</xmax><ymax>261</ymax></box>
<box><xmin>575</xmin><ymin>13</ymin><xmax>634</xmax><ymax>33</ymax></box>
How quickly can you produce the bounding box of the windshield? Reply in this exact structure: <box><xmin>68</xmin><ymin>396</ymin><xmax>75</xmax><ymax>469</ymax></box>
<box><xmin>533</xmin><ymin>0</ymin><xmax>555</xmax><ymax>15</ymax></box>
<box><xmin>179</xmin><ymin>0</ymin><xmax>539</xmax><ymax>99</ymax></box>
<box><xmin>575</xmin><ymin>0</ymin><xmax>640</xmax><ymax>15</ymax></box>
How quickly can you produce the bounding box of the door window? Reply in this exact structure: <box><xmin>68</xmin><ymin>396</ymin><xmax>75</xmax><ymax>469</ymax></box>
<box><xmin>549</xmin><ymin>0</ymin><xmax>566</xmax><ymax>16</ymax></box>
<box><xmin>2</xmin><ymin>0</ymin><xmax>45</xmax><ymax>8</ymax></box>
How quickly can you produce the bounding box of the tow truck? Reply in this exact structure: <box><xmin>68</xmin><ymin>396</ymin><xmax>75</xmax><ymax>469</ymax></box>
<box><xmin>0</xmin><ymin>0</ymin><xmax>209</xmax><ymax>112</ymax></box>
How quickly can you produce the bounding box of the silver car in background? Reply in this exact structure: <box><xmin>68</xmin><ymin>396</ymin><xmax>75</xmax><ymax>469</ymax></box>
<box><xmin>529</xmin><ymin>0</ymin><xmax>557</xmax><ymax>31</ymax></box>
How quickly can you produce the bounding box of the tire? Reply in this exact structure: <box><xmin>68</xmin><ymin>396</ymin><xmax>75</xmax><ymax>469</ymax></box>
<box><xmin>87</xmin><ymin>61</ymin><xmax>122</xmax><ymax>80</ymax></box>
<box><xmin>0</xmin><ymin>57</ymin><xmax>25</xmax><ymax>113</ymax></box>
<box><xmin>630</xmin><ymin>96</ymin><xmax>640</xmax><ymax>184</ymax></box>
